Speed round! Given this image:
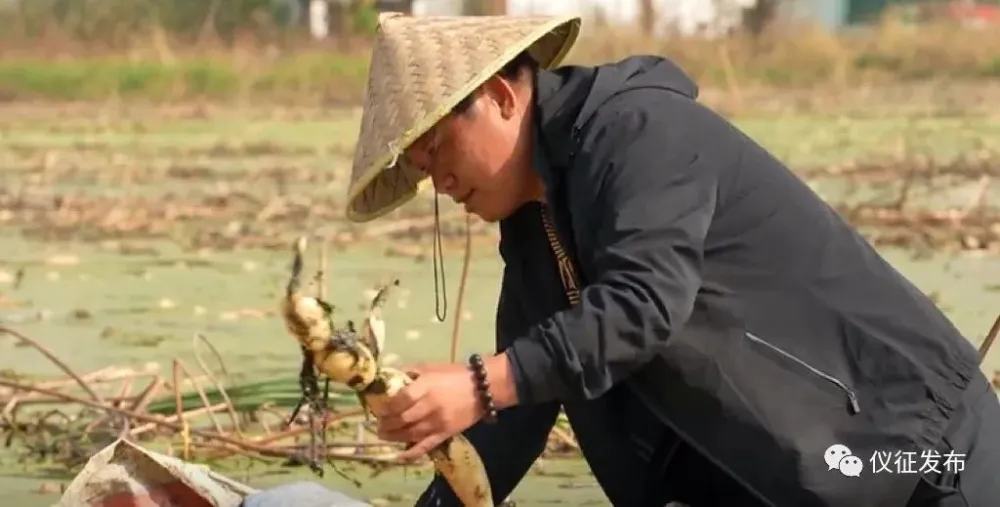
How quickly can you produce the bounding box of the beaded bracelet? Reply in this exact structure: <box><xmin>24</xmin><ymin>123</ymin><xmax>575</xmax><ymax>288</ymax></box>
<box><xmin>468</xmin><ymin>353</ymin><xmax>498</xmax><ymax>424</ymax></box>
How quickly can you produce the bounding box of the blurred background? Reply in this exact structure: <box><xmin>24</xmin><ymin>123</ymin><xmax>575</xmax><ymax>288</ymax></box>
<box><xmin>0</xmin><ymin>0</ymin><xmax>998</xmax><ymax>106</ymax></box>
<box><xmin>0</xmin><ymin>1</ymin><xmax>998</xmax><ymax>506</ymax></box>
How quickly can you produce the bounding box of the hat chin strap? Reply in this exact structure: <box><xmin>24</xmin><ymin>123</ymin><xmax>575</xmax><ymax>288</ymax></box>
<box><xmin>432</xmin><ymin>192</ymin><xmax>448</xmax><ymax>324</ymax></box>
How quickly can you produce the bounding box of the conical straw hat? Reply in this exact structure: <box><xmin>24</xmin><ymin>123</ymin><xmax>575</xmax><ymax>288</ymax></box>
<box><xmin>344</xmin><ymin>12</ymin><xmax>582</xmax><ymax>223</ymax></box>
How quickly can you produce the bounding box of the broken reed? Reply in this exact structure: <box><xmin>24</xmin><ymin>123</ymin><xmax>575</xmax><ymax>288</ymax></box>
<box><xmin>1</xmin><ymin>17</ymin><xmax>999</xmax><ymax>104</ymax></box>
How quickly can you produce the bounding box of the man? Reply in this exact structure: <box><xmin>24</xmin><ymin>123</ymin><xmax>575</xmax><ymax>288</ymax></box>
<box><xmin>342</xmin><ymin>12</ymin><xmax>1000</xmax><ymax>507</ymax></box>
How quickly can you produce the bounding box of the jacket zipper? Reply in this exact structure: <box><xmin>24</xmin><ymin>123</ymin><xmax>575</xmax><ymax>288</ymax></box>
<box><xmin>744</xmin><ymin>331</ymin><xmax>861</xmax><ymax>415</ymax></box>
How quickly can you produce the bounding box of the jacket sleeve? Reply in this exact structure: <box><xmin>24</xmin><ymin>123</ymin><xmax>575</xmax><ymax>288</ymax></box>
<box><xmin>505</xmin><ymin>91</ymin><xmax>721</xmax><ymax>404</ymax></box>
<box><xmin>416</xmin><ymin>268</ymin><xmax>560</xmax><ymax>506</ymax></box>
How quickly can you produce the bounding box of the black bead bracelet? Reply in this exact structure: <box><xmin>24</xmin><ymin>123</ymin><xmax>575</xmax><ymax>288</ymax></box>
<box><xmin>468</xmin><ymin>353</ymin><xmax>498</xmax><ymax>424</ymax></box>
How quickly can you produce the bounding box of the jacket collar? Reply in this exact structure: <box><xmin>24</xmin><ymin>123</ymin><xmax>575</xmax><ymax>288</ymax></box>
<box><xmin>497</xmin><ymin>68</ymin><xmax>595</xmax><ymax>262</ymax></box>
<box><xmin>531</xmin><ymin>68</ymin><xmax>594</xmax><ymax>189</ymax></box>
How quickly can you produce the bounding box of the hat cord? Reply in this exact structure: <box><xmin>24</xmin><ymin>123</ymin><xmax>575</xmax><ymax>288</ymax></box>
<box><xmin>432</xmin><ymin>192</ymin><xmax>448</xmax><ymax>323</ymax></box>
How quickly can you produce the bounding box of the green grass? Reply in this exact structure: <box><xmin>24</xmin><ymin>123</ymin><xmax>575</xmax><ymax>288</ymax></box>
<box><xmin>0</xmin><ymin>43</ymin><xmax>997</xmax><ymax>106</ymax></box>
<box><xmin>0</xmin><ymin>54</ymin><xmax>371</xmax><ymax>102</ymax></box>
<box><xmin>4</xmin><ymin>7</ymin><xmax>1000</xmax><ymax>106</ymax></box>
<box><xmin>2</xmin><ymin>53</ymin><xmax>997</xmax><ymax>105</ymax></box>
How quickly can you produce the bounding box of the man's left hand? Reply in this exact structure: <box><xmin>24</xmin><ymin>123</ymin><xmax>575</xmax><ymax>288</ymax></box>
<box><xmin>374</xmin><ymin>363</ymin><xmax>484</xmax><ymax>462</ymax></box>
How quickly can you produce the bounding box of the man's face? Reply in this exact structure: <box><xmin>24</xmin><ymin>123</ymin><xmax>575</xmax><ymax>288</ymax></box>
<box><xmin>403</xmin><ymin>76</ymin><xmax>534</xmax><ymax>222</ymax></box>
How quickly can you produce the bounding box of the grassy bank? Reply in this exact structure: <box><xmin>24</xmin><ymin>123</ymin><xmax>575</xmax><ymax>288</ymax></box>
<box><xmin>0</xmin><ymin>53</ymin><xmax>371</xmax><ymax>104</ymax></box>
<box><xmin>1</xmin><ymin>17</ymin><xmax>999</xmax><ymax>107</ymax></box>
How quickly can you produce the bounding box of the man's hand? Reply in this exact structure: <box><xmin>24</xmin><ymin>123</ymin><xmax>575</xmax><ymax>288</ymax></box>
<box><xmin>375</xmin><ymin>353</ymin><xmax>518</xmax><ymax>461</ymax></box>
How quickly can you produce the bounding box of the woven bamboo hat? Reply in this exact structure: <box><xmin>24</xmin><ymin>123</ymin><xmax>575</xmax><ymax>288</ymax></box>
<box><xmin>344</xmin><ymin>12</ymin><xmax>582</xmax><ymax>223</ymax></box>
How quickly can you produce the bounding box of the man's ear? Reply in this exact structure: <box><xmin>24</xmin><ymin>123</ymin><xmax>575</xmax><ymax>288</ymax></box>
<box><xmin>481</xmin><ymin>76</ymin><xmax>518</xmax><ymax>120</ymax></box>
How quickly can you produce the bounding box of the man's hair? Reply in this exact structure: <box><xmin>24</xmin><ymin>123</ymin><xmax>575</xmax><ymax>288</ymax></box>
<box><xmin>451</xmin><ymin>51</ymin><xmax>539</xmax><ymax>115</ymax></box>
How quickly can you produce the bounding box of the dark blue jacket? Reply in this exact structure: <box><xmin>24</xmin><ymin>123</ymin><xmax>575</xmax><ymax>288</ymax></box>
<box><xmin>417</xmin><ymin>55</ymin><xmax>980</xmax><ymax>507</ymax></box>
